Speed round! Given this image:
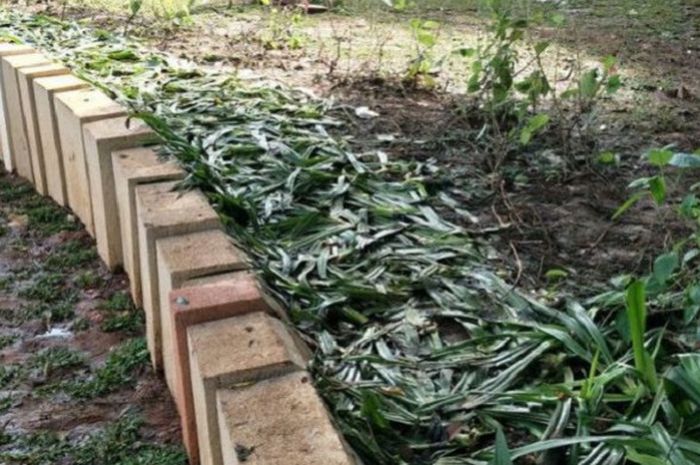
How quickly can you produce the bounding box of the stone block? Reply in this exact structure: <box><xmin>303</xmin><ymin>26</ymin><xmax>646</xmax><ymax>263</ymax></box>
<box><xmin>157</xmin><ymin>229</ymin><xmax>248</xmax><ymax>394</ymax></box>
<box><xmin>165</xmin><ymin>272</ymin><xmax>268</xmax><ymax>465</ymax></box>
<box><xmin>135</xmin><ymin>181</ymin><xmax>220</xmax><ymax>369</ymax></box>
<box><xmin>217</xmin><ymin>371</ymin><xmax>356</xmax><ymax>465</ymax></box>
<box><xmin>83</xmin><ymin>116</ymin><xmax>158</xmax><ymax>270</ymax></box>
<box><xmin>33</xmin><ymin>74</ymin><xmax>89</xmax><ymax>205</ymax></box>
<box><xmin>188</xmin><ymin>313</ymin><xmax>308</xmax><ymax>465</ymax></box>
<box><xmin>0</xmin><ymin>43</ymin><xmax>35</xmax><ymax>172</ymax></box>
<box><xmin>55</xmin><ymin>89</ymin><xmax>126</xmax><ymax>234</ymax></box>
<box><xmin>17</xmin><ymin>63</ymin><xmax>70</xmax><ymax>195</ymax></box>
<box><xmin>111</xmin><ymin>147</ymin><xmax>184</xmax><ymax>305</ymax></box>
<box><xmin>1</xmin><ymin>53</ymin><xmax>50</xmax><ymax>181</ymax></box>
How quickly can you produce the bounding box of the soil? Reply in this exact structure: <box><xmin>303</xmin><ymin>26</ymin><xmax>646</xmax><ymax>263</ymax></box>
<box><xmin>0</xmin><ymin>172</ymin><xmax>183</xmax><ymax>462</ymax></box>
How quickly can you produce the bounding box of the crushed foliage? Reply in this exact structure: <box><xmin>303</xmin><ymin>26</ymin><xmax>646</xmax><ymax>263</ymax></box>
<box><xmin>2</xmin><ymin>9</ymin><xmax>699</xmax><ymax>465</ymax></box>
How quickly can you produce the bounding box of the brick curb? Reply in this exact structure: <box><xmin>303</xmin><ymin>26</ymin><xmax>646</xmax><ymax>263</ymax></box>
<box><xmin>0</xmin><ymin>43</ymin><xmax>360</xmax><ymax>465</ymax></box>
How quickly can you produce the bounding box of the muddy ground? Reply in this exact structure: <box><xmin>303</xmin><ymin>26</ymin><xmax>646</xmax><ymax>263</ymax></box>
<box><xmin>0</xmin><ymin>172</ymin><xmax>184</xmax><ymax>464</ymax></box>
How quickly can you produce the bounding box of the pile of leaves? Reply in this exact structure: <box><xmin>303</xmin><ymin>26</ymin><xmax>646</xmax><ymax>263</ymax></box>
<box><xmin>2</xmin><ymin>10</ymin><xmax>699</xmax><ymax>465</ymax></box>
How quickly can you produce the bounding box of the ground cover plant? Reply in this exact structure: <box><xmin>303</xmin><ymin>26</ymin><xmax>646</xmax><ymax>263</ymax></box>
<box><xmin>2</xmin><ymin>3</ymin><xmax>700</xmax><ymax>464</ymax></box>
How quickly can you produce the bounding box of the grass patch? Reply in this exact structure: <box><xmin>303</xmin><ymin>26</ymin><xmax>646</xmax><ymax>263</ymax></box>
<box><xmin>0</xmin><ymin>180</ymin><xmax>33</xmax><ymax>204</ymax></box>
<box><xmin>25</xmin><ymin>201</ymin><xmax>77</xmax><ymax>236</ymax></box>
<box><xmin>0</xmin><ymin>413</ymin><xmax>186</xmax><ymax>465</ymax></box>
<box><xmin>45</xmin><ymin>240</ymin><xmax>98</xmax><ymax>271</ymax></box>
<box><xmin>18</xmin><ymin>299</ymin><xmax>76</xmax><ymax>324</ymax></box>
<box><xmin>67</xmin><ymin>338</ymin><xmax>149</xmax><ymax>399</ymax></box>
<box><xmin>0</xmin><ymin>335</ymin><xmax>17</xmax><ymax>350</ymax></box>
<box><xmin>0</xmin><ymin>364</ymin><xmax>22</xmax><ymax>390</ymax></box>
<box><xmin>18</xmin><ymin>273</ymin><xmax>64</xmax><ymax>302</ymax></box>
<box><xmin>73</xmin><ymin>270</ymin><xmax>102</xmax><ymax>290</ymax></box>
<box><xmin>100</xmin><ymin>292</ymin><xmax>143</xmax><ymax>334</ymax></box>
<box><xmin>0</xmin><ymin>178</ymin><xmax>76</xmax><ymax>237</ymax></box>
<box><xmin>30</xmin><ymin>346</ymin><xmax>85</xmax><ymax>378</ymax></box>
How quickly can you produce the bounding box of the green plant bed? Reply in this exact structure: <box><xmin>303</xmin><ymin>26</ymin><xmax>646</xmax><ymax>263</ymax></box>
<box><xmin>2</xmin><ymin>10</ymin><xmax>699</xmax><ymax>465</ymax></box>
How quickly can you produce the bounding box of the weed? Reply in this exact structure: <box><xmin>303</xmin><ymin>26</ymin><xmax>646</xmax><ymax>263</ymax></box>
<box><xmin>258</xmin><ymin>5</ymin><xmax>306</xmax><ymax>50</ymax></box>
<box><xmin>74</xmin><ymin>270</ymin><xmax>102</xmax><ymax>289</ymax></box>
<box><xmin>102</xmin><ymin>291</ymin><xmax>132</xmax><ymax>311</ymax></box>
<box><xmin>0</xmin><ymin>430</ymin><xmax>69</xmax><ymax>465</ymax></box>
<box><xmin>0</xmin><ymin>396</ymin><xmax>12</xmax><ymax>413</ymax></box>
<box><xmin>67</xmin><ymin>338</ymin><xmax>149</xmax><ymax>399</ymax></box>
<box><xmin>30</xmin><ymin>346</ymin><xmax>85</xmax><ymax>378</ymax></box>
<box><xmin>0</xmin><ymin>334</ymin><xmax>17</xmax><ymax>350</ymax></box>
<box><xmin>0</xmin><ymin>413</ymin><xmax>186</xmax><ymax>465</ymax></box>
<box><xmin>100</xmin><ymin>291</ymin><xmax>143</xmax><ymax>334</ymax></box>
<box><xmin>101</xmin><ymin>311</ymin><xmax>144</xmax><ymax>334</ymax></box>
<box><xmin>26</xmin><ymin>202</ymin><xmax>77</xmax><ymax>236</ymax></box>
<box><xmin>71</xmin><ymin>317</ymin><xmax>90</xmax><ymax>332</ymax></box>
<box><xmin>73</xmin><ymin>413</ymin><xmax>186</xmax><ymax>465</ymax></box>
<box><xmin>0</xmin><ymin>181</ymin><xmax>33</xmax><ymax>203</ymax></box>
<box><xmin>458</xmin><ymin>0</ymin><xmax>621</xmax><ymax>168</ymax></box>
<box><xmin>19</xmin><ymin>273</ymin><xmax>65</xmax><ymax>302</ymax></box>
<box><xmin>0</xmin><ymin>364</ymin><xmax>22</xmax><ymax>389</ymax></box>
<box><xmin>405</xmin><ymin>18</ymin><xmax>441</xmax><ymax>87</ymax></box>
<box><xmin>45</xmin><ymin>240</ymin><xmax>98</xmax><ymax>271</ymax></box>
<box><xmin>19</xmin><ymin>298</ymin><xmax>76</xmax><ymax>324</ymax></box>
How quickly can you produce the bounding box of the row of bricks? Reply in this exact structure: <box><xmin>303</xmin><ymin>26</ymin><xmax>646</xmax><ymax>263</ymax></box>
<box><xmin>0</xmin><ymin>42</ymin><xmax>358</xmax><ymax>465</ymax></box>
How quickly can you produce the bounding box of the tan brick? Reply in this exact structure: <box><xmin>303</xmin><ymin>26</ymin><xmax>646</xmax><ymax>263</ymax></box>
<box><xmin>165</xmin><ymin>273</ymin><xmax>268</xmax><ymax>465</ymax></box>
<box><xmin>112</xmin><ymin>148</ymin><xmax>184</xmax><ymax>305</ymax></box>
<box><xmin>0</xmin><ymin>43</ymin><xmax>35</xmax><ymax>172</ymax></box>
<box><xmin>55</xmin><ymin>89</ymin><xmax>126</xmax><ymax>234</ymax></box>
<box><xmin>188</xmin><ymin>313</ymin><xmax>308</xmax><ymax>465</ymax></box>
<box><xmin>83</xmin><ymin>117</ymin><xmax>158</xmax><ymax>270</ymax></box>
<box><xmin>33</xmin><ymin>74</ymin><xmax>89</xmax><ymax>205</ymax></box>
<box><xmin>136</xmin><ymin>181</ymin><xmax>220</xmax><ymax>369</ymax></box>
<box><xmin>217</xmin><ymin>371</ymin><xmax>356</xmax><ymax>465</ymax></box>
<box><xmin>216</xmin><ymin>372</ymin><xmax>357</xmax><ymax>465</ymax></box>
<box><xmin>157</xmin><ymin>229</ymin><xmax>248</xmax><ymax>395</ymax></box>
<box><xmin>17</xmin><ymin>63</ymin><xmax>70</xmax><ymax>195</ymax></box>
<box><xmin>1</xmin><ymin>53</ymin><xmax>51</xmax><ymax>181</ymax></box>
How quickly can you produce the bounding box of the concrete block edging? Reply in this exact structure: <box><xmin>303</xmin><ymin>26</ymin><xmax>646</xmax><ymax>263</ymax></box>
<box><xmin>0</xmin><ymin>41</ymin><xmax>360</xmax><ymax>465</ymax></box>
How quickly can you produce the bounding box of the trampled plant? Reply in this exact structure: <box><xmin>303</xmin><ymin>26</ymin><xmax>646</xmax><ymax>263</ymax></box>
<box><xmin>2</xmin><ymin>10</ymin><xmax>699</xmax><ymax>465</ymax></box>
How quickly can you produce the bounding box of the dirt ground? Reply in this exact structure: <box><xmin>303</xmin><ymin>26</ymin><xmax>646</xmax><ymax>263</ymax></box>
<box><xmin>0</xmin><ymin>172</ymin><xmax>184</xmax><ymax>464</ymax></box>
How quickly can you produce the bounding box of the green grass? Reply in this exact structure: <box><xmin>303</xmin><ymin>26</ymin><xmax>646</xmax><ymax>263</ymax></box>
<box><xmin>30</xmin><ymin>346</ymin><xmax>86</xmax><ymax>377</ymax></box>
<box><xmin>0</xmin><ymin>178</ymin><xmax>76</xmax><ymax>237</ymax></box>
<box><xmin>18</xmin><ymin>299</ymin><xmax>76</xmax><ymax>324</ymax></box>
<box><xmin>0</xmin><ymin>414</ymin><xmax>186</xmax><ymax>465</ymax></box>
<box><xmin>67</xmin><ymin>338</ymin><xmax>149</xmax><ymax>399</ymax></box>
<box><xmin>0</xmin><ymin>335</ymin><xmax>16</xmax><ymax>350</ymax></box>
<box><xmin>18</xmin><ymin>272</ymin><xmax>70</xmax><ymax>303</ymax></box>
<box><xmin>0</xmin><ymin>364</ymin><xmax>22</xmax><ymax>390</ymax></box>
<box><xmin>99</xmin><ymin>292</ymin><xmax>144</xmax><ymax>334</ymax></box>
<box><xmin>45</xmin><ymin>240</ymin><xmax>98</xmax><ymax>271</ymax></box>
<box><xmin>73</xmin><ymin>270</ymin><xmax>102</xmax><ymax>289</ymax></box>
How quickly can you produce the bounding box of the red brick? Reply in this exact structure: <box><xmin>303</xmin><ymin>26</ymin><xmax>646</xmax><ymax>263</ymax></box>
<box><xmin>166</xmin><ymin>273</ymin><xmax>270</xmax><ymax>465</ymax></box>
